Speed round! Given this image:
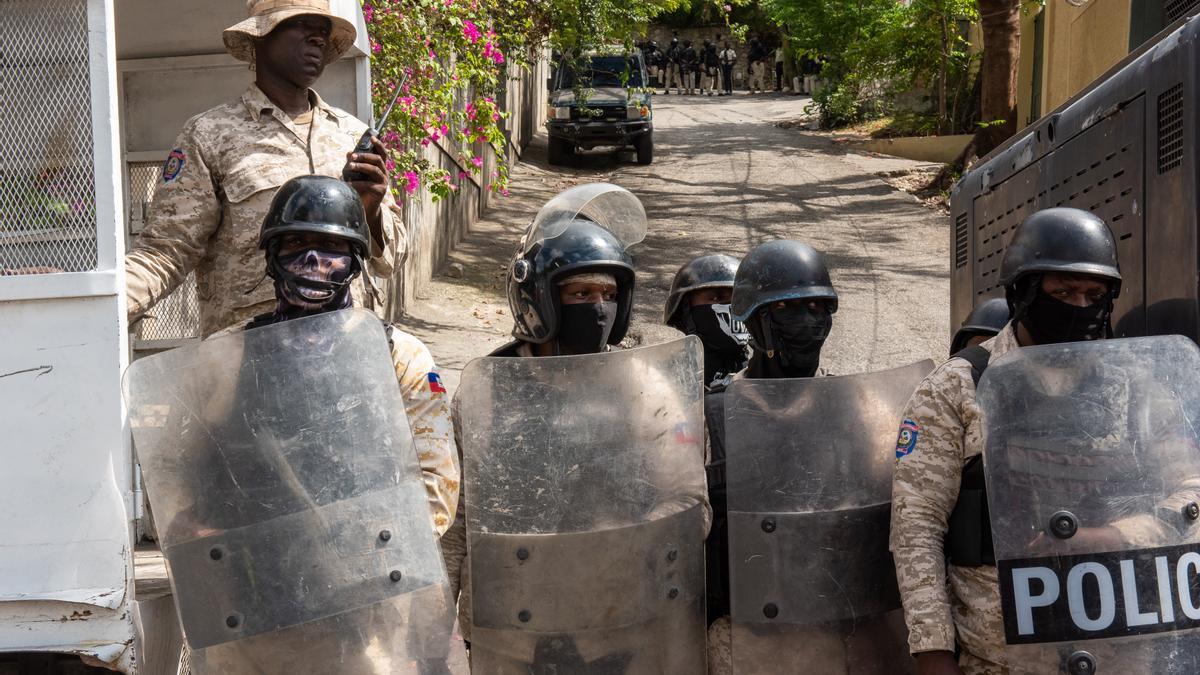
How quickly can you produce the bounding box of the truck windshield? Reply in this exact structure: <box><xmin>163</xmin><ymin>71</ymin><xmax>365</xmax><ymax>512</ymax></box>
<box><xmin>559</xmin><ymin>55</ymin><xmax>643</xmax><ymax>89</ymax></box>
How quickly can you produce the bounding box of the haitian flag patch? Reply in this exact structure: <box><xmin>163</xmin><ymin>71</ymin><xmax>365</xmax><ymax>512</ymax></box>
<box><xmin>895</xmin><ymin>418</ymin><xmax>920</xmax><ymax>458</ymax></box>
<box><xmin>427</xmin><ymin>372</ymin><xmax>447</xmax><ymax>394</ymax></box>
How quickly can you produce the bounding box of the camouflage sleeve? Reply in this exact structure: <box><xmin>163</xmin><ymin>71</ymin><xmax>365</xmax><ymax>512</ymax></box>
<box><xmin>391</xmin><ymin>329</ymin><xmax>460</xmax><ymax>536</ymax></box>
<box><xmin>125</xmin><ymin>121</ymin><xmax>221</xmax><ymax>323</ymax></box>
<box><xmin>367</xmin><ymin>189</ymin><xmax>404</xmax><ymax>279</ymax></box>
<box><xmin>890</xmin><ymin>361</ymin><xmax>974</xmax><ymax>655</ymax></box>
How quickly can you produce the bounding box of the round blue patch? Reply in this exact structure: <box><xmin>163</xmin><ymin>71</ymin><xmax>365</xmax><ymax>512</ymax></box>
<box><xmin>162</xmin><ymin>148</ymin><xmax>186</xmax><ymax>183</ymax></box>
<box><xmin>895</xmin><ymin>418</ymin><xmax>920</xmax><ymax>458</ymax></box>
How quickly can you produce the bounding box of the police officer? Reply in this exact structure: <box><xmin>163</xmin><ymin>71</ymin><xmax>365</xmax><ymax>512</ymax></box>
<box><xmin>645</xmin><ymin>40</ymin><xmax>662</xmax><ymax>89</ymax></box>
<box><xmin>950</xmin><ymin>297</ymin><xmax>1010</xmax><ymax>355</ymax></box>
<box><xmin>890</xmin><ymin>208</ymin><xmax>1123</xmax><ymax>674</ymax></box>
<box><xmin>705</xmin><ymin>240</ymin><xmax>839</xmax><ymax>673</ymax></box>
<box><xmin>126</xmin><ymin>0</ymin><xmax>402</xmax><ymax>338</ymax></box>
<box><xmin>441</xmin><ymin>185</ymin><xmax>713</xmax><ymax>656</ymax></box>
<box><xmin>665</xmin><ymin>37</ymin><xmax>682</xmax><ymax>94</ymax></box>
<box><xmin>239</xmin><ymin>175</ymin><xmax>458</xmax><ymax>536</ymax></box>
<box><xmin>664</xmin><ymin>254</ymin><xmax>749</xmax><ymax>390</ymax></box>
<box><xmin>681</xmin><ymin>40</ymin><xmax>699</xmax><ymax>95</ymax></box>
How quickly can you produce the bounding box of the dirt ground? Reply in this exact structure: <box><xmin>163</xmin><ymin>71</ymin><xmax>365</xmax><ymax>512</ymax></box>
<box><xmin>399</xmin><ymin>93</ymin><xmax>952</xmax><ymax>394</ymax></box>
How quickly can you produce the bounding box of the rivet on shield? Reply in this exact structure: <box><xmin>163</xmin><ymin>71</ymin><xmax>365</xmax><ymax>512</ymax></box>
<box><xmin>225</xmin><ymin>614</ymin><xmax>241</xmax><ymax>629</ymax></box>
<box><xmin>763</xmin><ymin>603</ymin><xmax>779</xmax><ymax>619</ymax></box>
<box><xmin>1184</xmin><ymin>502</ymin><xmax>1200</xmax><ymax>521</ymax></box>
<box><xmin>518</xmin><ymin>610</ymin><xmax>532</xmax><ymax>623</ymax></box>
<box><xmin>667</xmin><ymin>549</ymin><xmax>678</xmax><ymax>562</ymax></box>
<box><xmin>209</xmin><ymin>547</ymin><xmax>224</xmax><ymax>561</ymax></box>
<box><xmin>1049</xmin><ymin>510</ymin><xmax>1078</xmax><ymax>539</ymax></box>
<box><xmin>668</xmin><ymin>587</ymin><xmax>679</xmax><ymax>599</ymax></box>
<box><xmin>379</xmin><ymin>529</ymin><xmax>392</xmax><ymax>542</ymax></box>
<box><xmin>516</xmin><ymin>548</ymin><xmax>530</xmax><ymax>560</ymax></box>
<box><xmin>1067</xmin><ymin>650</ymin><xmax>1096</xmax><ymax>675</ymax></box>
<box><xmin>761</xmin><ymin>518</ymin><xmax>776</xmax><ymax>533</ymax></box>
<box><xmin>389</xmin><ymin>570</ymin><xmax>403</xmax><ymax>582</ymax></box>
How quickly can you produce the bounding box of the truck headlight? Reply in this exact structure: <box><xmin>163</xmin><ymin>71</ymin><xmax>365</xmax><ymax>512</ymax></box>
<box><xmin>627</xmin><ymin>104</ymin><xmax>650</xmax><ymax>120</ymax></box>
<box><xmin>548</xmin><ymin>106</ymin><xmax>571</xmax><ymax>120</ymax></box>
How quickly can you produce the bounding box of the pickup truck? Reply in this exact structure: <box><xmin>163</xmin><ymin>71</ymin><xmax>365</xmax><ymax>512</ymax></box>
<box><xmin>546</xmin><ymin>50</ymin><xmax>653</xmax><ymax>166</ymax></box>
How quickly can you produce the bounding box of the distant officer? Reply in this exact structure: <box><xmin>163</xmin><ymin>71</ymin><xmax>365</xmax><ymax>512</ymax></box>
<box><xmin>719</xmin><ymin>42</ymin><xmax>737</xmax><ymax>96</ymax></box>
<box><xmin>665</xmin><ymin>37</ymin><xmax>683</xmax><ymax>94</ymax></box>
<box><xmin>125</xmin><ymin>0</ymin><xmax>403</xmax><ymax>338</ymax></box>
<box><xmin>645</xmin><ymin>41</ymin><xmax>662</xmax><ymax>89</ymax></box>
<box><xmin>950</xmin><ymin>297</ymin><xmax>1010</xmax><ymax>355</ymax></box>
<box><xmin>681</xmin><ymin>40</ymin><xmax>700</xmax><ymax>95</ymax></box>
<box><xmin>701</xmin><ymin>40</ymin><xmax>721</xmax><ymax>96</ymax></box>
<box><xmin>891</xmin><ymin>208</ymin><xmax>1124</xmax><ymax>674</ymax></box>
<box><xmin>705</xmin><ymin>240</ymin><xmax>839</xmax><ymax>673</ymax></box>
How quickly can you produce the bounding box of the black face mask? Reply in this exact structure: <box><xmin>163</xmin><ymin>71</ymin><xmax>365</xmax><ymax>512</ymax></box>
<box><xmin>1021</xmin><ymin>289</ymin><xmax>1111</xmax><ymax>344</ymax></box>
<box><xmin>690</xmin><ymin>303</ymin><xmax>749</xmax><ymax>385</ymax></box>
<box><xmin>690</xmin><ymin>303</ymin><xmax>749</xmax><ymax>353</ymax></box>
<box><xmin>752</xmin><ymin>304</ymin><xmax>832</xmax><ymax>378</ymax></box>
<box><xmin>558</xmin><ymin>302</ymin><xmax>617</xmax><ymax>354</ymax></box>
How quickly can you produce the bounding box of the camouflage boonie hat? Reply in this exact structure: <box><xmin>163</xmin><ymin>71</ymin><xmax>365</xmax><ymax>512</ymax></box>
<box><xmin>223</xmin><ymin>0</ymin><xmax>357</xmax><ymax>66</ymax></box>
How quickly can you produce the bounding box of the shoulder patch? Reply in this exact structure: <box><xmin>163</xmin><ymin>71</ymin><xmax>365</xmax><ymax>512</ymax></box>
<box><xmin>895</xmin><ymin>418</ymin><xmax>920</xmax><ymax>459</ymax></box>
<box><xmin>427</xmin><ymin>372</ymin><xmax>447</xmax><ymax>394</ymax></box>
<box><xmin>162</xmin><ymin>148</ymin><xmax>186</xmax><ymax>183</ymax></box>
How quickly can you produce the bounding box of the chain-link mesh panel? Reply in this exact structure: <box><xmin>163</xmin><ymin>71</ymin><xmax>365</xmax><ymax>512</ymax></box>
<box><xmin>126</xmin><ymin>161</ymin><xmax>201</xmax><ymax>341</ymax></box>
<box><xmin>0</xmin><ymin>0</ymin><xmax>98</xmax><ymax>273</ymax></box>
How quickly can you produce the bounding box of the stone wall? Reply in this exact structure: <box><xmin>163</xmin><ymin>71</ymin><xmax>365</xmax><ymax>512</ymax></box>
<box><xmin>389</xmin><ymin>55</ymin><xmax>550</xmax><ymax>315</ymax></box>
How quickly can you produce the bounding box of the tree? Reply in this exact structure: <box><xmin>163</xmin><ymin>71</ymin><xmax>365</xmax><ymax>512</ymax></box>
<box><xmin>974</xmin><ymin>0</ymin><xmax>1021</xmax><ymax>156</ymax></box>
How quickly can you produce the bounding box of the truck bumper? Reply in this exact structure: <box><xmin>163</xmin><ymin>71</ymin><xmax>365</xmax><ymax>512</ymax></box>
<box><xmin>547</xmin><ymin>120</ymin><xmax>652</xmax><ymax>148</ymax></box>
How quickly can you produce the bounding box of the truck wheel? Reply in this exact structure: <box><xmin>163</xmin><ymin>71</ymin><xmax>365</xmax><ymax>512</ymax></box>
<box><xmin>635</xmin><ymin>135</ymin><xmax>654</xmax><ymax>165</ymax></box>
<box><xmin>548</xmin><ymin>138</ymin><xmax>573</xmax><ymax>165</ymax></box>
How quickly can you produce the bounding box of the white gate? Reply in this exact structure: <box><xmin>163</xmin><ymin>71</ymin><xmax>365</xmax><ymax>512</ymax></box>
<box><xmin>0</xmin><ymin>0</ymin><xmax>136</xmax><ymax>670</ymax></box>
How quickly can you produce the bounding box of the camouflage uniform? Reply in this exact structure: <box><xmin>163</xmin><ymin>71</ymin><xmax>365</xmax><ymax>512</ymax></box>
<box><xmin>890</xmin><ymin>325</ymin><xmax>1017</xmax><ymax>672</ymax></box>
<box><xmin>385</xmin><ymin>324</ymin><xmax>460</xmax><ymax>536</ymax></box>
<box><xmin>126</xmin><ymin>84</ymin><xmax>404</xmax><ymax>338</ymax></box>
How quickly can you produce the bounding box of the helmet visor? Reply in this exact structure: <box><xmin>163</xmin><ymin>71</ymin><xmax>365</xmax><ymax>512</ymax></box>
<box><xmin>522</xmin><ymin>183</ymin><xmax>648</xmax><ymax>252</ymax></box>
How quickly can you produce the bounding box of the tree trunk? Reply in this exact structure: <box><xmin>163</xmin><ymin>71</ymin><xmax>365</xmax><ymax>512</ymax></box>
<box><xmin>939</xmin><ymin>14</ymin><xmax>950</xmax><ymax>135</ymax></box>
<box><xmin>975</xmin><ymin>0</ymin><xmax>1021</xmax><ymax>156</ymax></box>
<box><xmin>922</xmin><ymin>0</ymin><xmax>1021</xmax><ymax>194</ymax></box>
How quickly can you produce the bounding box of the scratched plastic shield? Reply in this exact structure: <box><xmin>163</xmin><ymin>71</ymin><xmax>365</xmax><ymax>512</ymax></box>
<box><xmin>458</xmin><ymin>337</ymin><xmax>708</xmax><ymax>674</ymax></box>
<box><xmin>980</xmin><ymin>336</ymin><xmax>1200</xmax><ymax>674</ymax></box>
<box><xmin>725</xmin><ymin>360</ymin><xmax>934</xmax><ymax>674</ymax></box>
<box><xmin>125</xmin><ymin>309</ymin><xmax>466</xmax><ymax>674</ymax></box>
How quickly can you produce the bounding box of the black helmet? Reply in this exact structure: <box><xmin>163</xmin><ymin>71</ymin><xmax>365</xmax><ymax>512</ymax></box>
<box><xmin>508</xmin><ymin>219</ymin><xmax>635</xmax><ymax>345</ymax></box>
<box><xmin>664</xmin><ymin>254</ymin><xmax>739</xmax><ymax>329</ymax></box>
<box><xmin>950</xmin><ymin>297</ymin><xmax>1010</xmax><ymax>354</ymax></box>
<box><xmin>259</xmin><ymin>175</ymin><xmax>370</xmax><ymax>254</ymax></box>
<box><xmin>998</xmin><ymin>208</ymin><xmax>1122</xmax><ymax>297</ymax></box>
<box><xmin>731</xmin><ymin>240</ymin><xmax>838</xmax><ymax>323</ymax></box>
<box><xmin>507</xmin><ymin>184</ymin><xmax>646</xmax><ymax>345</ymax></box>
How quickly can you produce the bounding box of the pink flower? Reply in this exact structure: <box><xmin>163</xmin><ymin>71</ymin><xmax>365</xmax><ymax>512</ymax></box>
<box><xmin>723</xmin><ymin>3</ymin><xmax>732</xmax><ymax>10</ymax></box>
<box><xmin>439</xmin><ymin>124</ymin><xmax>450</xmax><ymax>137</ymax></box>
<box><xmin>483</xmin><ymin>42</ymin><xmax>505</xmax><ymax>64</ymax></box>
<box><xmin>463</xmin><ymin>20</ymin><xmax>481</xmax><ymax>43</ymax></box>
<box><xmin>458</xmin><ymin>171</ymin><xmax>470</xmax><ymax>179</ymax></box>
<box><xmin>403</xmin><ymin>171</ymin><xmax>420</xmax><ymax>194</ymax></box>
<box><xmin>471</xmin><ymin>156</ymin><xmax>483</xmax><ymax>168</ymax></box>
<box><xmin>363</xmin><ymin>3</ymin><xmax>374</xmax><ymax>22</ymax></box>
<box><xmin>372</xmin><ymin>41</ymin><xmax>382</xmax><ymax>55</ymax></box>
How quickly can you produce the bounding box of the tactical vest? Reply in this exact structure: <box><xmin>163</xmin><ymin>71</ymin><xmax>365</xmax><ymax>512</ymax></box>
<box><xmin>944</xmin><ymin>345</ymin><xmax>995</xmax><ymax>567</ymax></box>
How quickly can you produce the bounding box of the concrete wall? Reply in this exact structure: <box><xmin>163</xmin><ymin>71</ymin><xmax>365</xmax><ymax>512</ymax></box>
<box><xmin>851</xmin><ymin>134</ymin><xmax>975</xmax><ymax>164</ymax></box>
<box><xmin>390</xmin><ymin>57</ymin><xmax>549</xmax><ymax>315</ymax></box>
<box><xmin>1039</xmin><ymin>0</ymin><xmax>1133</xmax><ymax>113</ymax></box>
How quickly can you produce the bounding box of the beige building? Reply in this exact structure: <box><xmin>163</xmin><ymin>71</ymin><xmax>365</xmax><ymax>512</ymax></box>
<box><xmin>1017</xmin><ymin>0</ymin><xmax>1196</xmax><ymax>129</ymax></box>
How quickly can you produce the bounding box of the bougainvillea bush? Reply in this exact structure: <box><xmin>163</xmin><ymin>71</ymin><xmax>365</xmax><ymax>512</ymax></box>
<box><xmin>364</xmin><ymin>0</ymin><xmax>692</xmax><ymax>200</ymax></box>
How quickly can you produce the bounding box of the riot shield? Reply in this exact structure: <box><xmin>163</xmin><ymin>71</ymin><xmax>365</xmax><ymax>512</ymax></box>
<box><xmin>725</xmin><ymin>360</ymin><xmax>934</xmax><ymax>674</ymax></box>
<box><xmin>457</xmin><ymin>337</ymin><xmax>708</xmax><ymax>674</ymax></box>
<box><xmin>979</xmin><ymin>336</ymin><xmax>1200</xmax><ymax>674</ymax></box>
<box><xmin>124</xmin><ymin>309</ymin><xmax>466</xmax><ymax>674</ymax></box>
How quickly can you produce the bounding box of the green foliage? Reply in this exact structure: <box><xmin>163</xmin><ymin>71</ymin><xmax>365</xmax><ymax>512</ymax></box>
<box><xmin>762</xmin><ymin>0</ymin><xmax>978</xmax><ymax>130</ymax></box>
<box><xmin>365</xmin><ymin>0</ymin><xmax>686</xmax><ymax>199</ymax></box>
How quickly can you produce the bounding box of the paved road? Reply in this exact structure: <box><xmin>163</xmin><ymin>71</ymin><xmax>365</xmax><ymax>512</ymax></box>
<box><xmin>403</xmin><ymin>94</ymin><xmax>951</xmax><ymax>392</ymax></box>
